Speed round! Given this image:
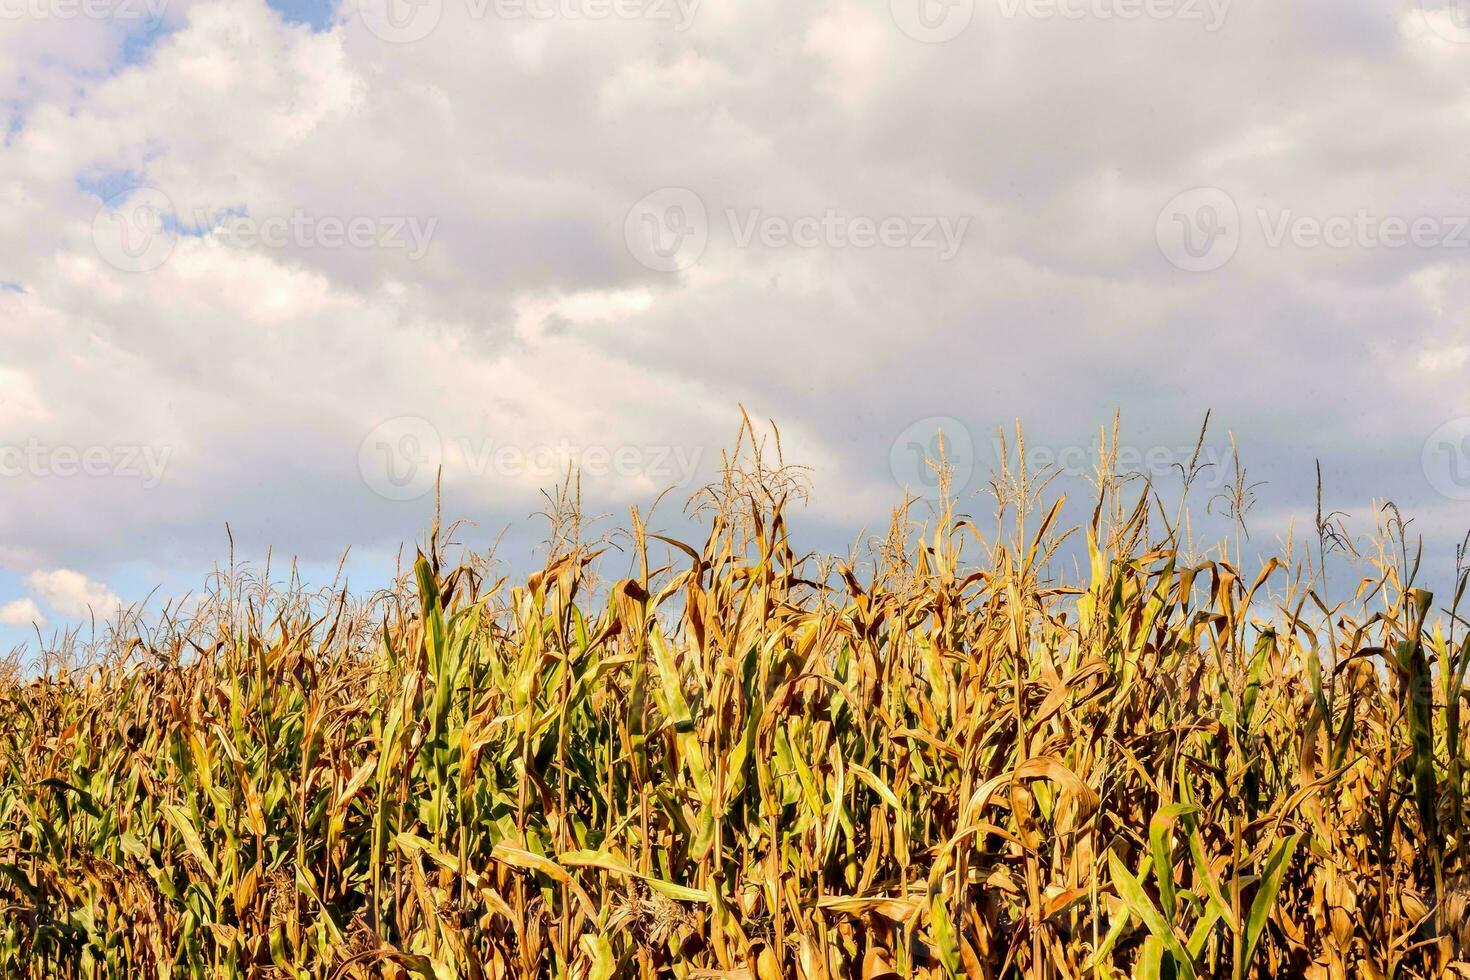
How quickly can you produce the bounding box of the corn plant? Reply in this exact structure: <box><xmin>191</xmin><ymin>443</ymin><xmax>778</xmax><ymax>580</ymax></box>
<box><xmin>2</xmin><ymin>426</ymin><xmax>1468</xmax><ymax>978</ymax></box>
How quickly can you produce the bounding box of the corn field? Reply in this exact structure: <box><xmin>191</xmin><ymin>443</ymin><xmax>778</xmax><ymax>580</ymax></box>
<box><xmin>2</xmin><ymin>427</ymin><xmax>1469</xmax><ymax>978</ymax></box>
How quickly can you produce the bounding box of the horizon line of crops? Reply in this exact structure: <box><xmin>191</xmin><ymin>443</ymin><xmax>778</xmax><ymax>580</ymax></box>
<box><xmin>2</xmin><ymin>417</ymin><xmax>1469</xmax><ymax>978</ymax></box>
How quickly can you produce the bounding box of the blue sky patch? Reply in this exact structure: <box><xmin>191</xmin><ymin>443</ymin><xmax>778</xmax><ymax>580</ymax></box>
<box><xmin>123</xmin><ymin>23</ymin><xmax>172</xmax><ymax>67</ymax></box>
<box><xmin>76</xmin><ymin>169</ymin><xmax>150</xmax><ymax>203</ymax></box>
<box><xmin>266</xmin><ymin>0</ymin><xmax>339</xmax><ymax>31</ymax></box>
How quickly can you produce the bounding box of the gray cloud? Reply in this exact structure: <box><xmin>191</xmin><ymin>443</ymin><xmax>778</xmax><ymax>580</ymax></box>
<box><xmin>0</xmin><ymin>0</ymin><xmax>1468</xmax><ymax>637</ymax></box>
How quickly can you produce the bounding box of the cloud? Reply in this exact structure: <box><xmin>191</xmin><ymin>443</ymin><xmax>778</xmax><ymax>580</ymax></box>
<box><xmin>0</xmin><ymin>599</ymin><xmax>46</xmax><ymax>628</ymax></box>
<box><xmin>0</xmin><ymin>0</ymin><xmax>1467</xmax><ymax>593</ymax></box>
<box><xmin>26</xmin><ymin>570</ymin><xmax>122</xmax><ymax>619</ymax></box>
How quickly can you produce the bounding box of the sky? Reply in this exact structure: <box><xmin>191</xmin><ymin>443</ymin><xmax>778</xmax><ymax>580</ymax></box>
<box><xmin>2</xmin><ymin>0</ymin><xmax>1470</xmax><ymax>651</ymax></box>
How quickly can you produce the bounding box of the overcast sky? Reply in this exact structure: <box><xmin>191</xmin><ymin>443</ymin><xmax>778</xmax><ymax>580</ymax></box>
<box><xmin>2</xmin><ymin>0</ymin><xmax>1470</xmax><ymax>648</ymax></box>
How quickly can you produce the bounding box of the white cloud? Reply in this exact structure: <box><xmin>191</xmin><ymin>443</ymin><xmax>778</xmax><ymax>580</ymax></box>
<box><xmin>0</xmin><ymin>599</ymin><xmax>46</xmax><ymax>628</ymax></box>
<box><xmin>26</xmin><ymin>570</ymin><xmax>122</xmax><ymax>619</ymax></box>
<box><xmin>0</xmin><ymin>0</ymin><xmax>1465</xmax><ymax>588</ymax></box>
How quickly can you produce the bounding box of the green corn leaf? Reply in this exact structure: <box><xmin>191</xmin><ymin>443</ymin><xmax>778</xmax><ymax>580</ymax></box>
<box><xmin>1242</xmin><ymin>833</ymin><xmax>1301</xmax><ymax>970</ymax></box>
<box><xmin>1108</xmin><ymin>850</ymin><xmax>1196</xmax><ymax>980</ymax></box>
